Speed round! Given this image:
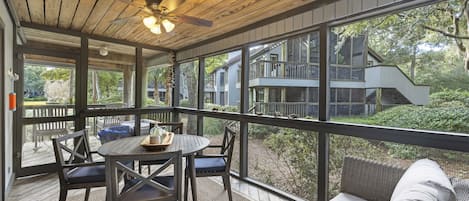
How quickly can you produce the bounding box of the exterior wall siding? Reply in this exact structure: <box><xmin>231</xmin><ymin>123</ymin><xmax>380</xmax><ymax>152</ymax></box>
<box><xmin>176</xmin><ymin>0</ymin><xmax>430</xmax><ymax>61</ymax></box>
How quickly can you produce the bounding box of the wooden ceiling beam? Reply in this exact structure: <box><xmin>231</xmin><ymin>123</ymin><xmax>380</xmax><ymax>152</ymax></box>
<box><xmin>21</xmin><ymin>22</ymin><xmax>173</xmax><ymax>52</ymax></box>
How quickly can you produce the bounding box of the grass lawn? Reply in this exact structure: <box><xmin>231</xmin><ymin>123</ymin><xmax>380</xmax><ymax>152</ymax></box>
<box><xmin>24</xmin><ymin>101</ymin><xmax>47</xmax><ymax>106</ymax></box>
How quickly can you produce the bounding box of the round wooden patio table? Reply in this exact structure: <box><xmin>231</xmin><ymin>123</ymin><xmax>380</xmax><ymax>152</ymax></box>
<box><xmin>98</xmin><ymin>134</ymin><xmax>210</xmax><ymax>201</ymax></box>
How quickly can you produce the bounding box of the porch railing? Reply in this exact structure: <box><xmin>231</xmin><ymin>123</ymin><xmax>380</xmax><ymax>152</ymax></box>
<box><xmin>254</xmin><ymin>102</ymin><xmax>318</xmax><ymax>118</ymax></box>
<box><xmin>249</xmin><ymin>60</ymin><xmax>319</xmax><ymax>80</ymax></box>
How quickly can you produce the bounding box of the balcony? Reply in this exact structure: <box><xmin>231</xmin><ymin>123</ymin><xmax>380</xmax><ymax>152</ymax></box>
<box><xmin>249</xmin><ymin>60</ymin><xmax>320</xmax><ymax>80</ymax></box>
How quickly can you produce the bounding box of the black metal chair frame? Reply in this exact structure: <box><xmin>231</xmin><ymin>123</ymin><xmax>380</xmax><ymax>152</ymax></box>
<box><xmin>185</xmin><ymin>126</ymin><xmax>236</xmax><ymax>201</ymax></box>
<box><xmin>106</xmin><ymin>151</ymin><xmax>183</xmax><ymax>201</ymax></box>
<box><xmin>139</xmin><ymin>122</ymin><xmax>184</xmax><ymax>174</ymax></box>
<box><xmin>52</xmin><ymin>130</ymin><xmax>105</xmax><ymax>201</ymax></box>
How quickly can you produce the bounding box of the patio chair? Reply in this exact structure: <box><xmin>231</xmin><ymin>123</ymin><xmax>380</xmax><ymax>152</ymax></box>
<box><xmin>52</xmin><ymin>130</ymin><xmax>106</xmax><ymax>201</ymax></box>
<box><xmin>185</xmin><ymin>127</ymin><xmax>236</xmax><ymax>201</ymax></box>
<box><xmin>32</xmin><ymin>105</ymin><xmax>70</xmax><ymax>152</ymax></box>
<box><xmin>107</xmin><ymin>151</ymin><xmax>183</xmax><ymax>201</ymax></box>
<box><xmin>138</xmin><ymin>122</ymin><xmax>184</xmax><ymax>174</ymax></box>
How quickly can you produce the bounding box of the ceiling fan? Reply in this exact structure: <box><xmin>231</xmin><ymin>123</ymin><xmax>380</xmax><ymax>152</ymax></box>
<box><xmin>114</xmin><ymin>0</ymin><xmax>213</xmax><ymax>35</ymax></box>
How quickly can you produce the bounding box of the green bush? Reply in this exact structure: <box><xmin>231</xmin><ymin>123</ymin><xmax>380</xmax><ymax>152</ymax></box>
<box><xmin>248</xmin><ymin>124</ymin><xmax>280</xmax><ymax>139</ymax></box>
<box><xmin>203</xmin><ymin>118</ymin><xmax>225</xmax><ymax>136</ymax></box>
<box><xmin>369</xmin><ymin>105</ymin><xmax>469</xmax><ymax>133</ymax></box>
<box><xmin>180</xmin><ymin>99</ymin><xmax>196</xmax><ymax>107</ymax></box>
<box><xmin>205</xmin><ymin>103</ymin><xmax>238</xmax><ymax>112</ymax></box>
<box><xmin>430</xmin><ymin>89</ymin><xmax>469</xmax><ymax>107</ymax></box>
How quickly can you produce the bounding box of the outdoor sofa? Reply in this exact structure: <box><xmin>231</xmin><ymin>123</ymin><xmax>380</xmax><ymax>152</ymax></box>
<box><xmin>330</xmin><ymin>156</ymin><xmax>469</xmax><ymax>201</ymax></box>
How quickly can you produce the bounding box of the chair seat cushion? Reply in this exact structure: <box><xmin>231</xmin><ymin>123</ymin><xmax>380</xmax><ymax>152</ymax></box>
<box><xmin>121</xmin><ymin>176</ymin><xmax>175</xmax><ymax>201</ymax></box>
<box><xmin>194</xmin><ymin>157</ymin><xmax>226</xmax><ymax>173</ymax></box>
<box><xmin>67</xmin><ymin>165</ymin><xmax>106</xmax><ymax>184</ymax></box>
<box><xmin>330</xmin><ymin>193</ymin><xmax>368</xmax><ymax>201</ymax></box>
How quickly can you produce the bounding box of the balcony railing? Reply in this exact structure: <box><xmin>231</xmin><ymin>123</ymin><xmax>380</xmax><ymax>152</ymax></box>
<box><xmin>249</xmin><ymin>60</ymin><xmax>319</xmax><ymax>80</ymax></box>
<box><xmin>254</xmin><ymin>102</ymin><xmax>318</xmax><ymax>117</ymax></box>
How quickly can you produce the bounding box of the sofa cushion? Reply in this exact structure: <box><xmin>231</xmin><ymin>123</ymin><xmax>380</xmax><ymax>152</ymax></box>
<box><xmin>330</xmin><ymin>193</ymin><xmax>368</xmax><ymax>201</ymax></box>
<box><xmin>391</xmin><ymin>159</ymin><xmax>456</xmax><ymax>201</ymax></box>
<box><xmin>392</xmin><ymin>183</ymin><xmax>439</xmax><ymax>201</ymax></box>
<box><xmin>451</xmin><ymin>178</ymin><xmax>469</xmax><ymax>201</ymax></box>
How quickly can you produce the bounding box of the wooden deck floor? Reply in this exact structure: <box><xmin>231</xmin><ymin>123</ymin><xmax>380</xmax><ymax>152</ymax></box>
<box><xmin>6</xmin><ymin>173</ymin><xmax>287</xmax><ymax>201</ymax></box>
<box><xmin>17</xmin><ymin>133</ymin><xmax>287</xmax><ymax>201</ymax></box>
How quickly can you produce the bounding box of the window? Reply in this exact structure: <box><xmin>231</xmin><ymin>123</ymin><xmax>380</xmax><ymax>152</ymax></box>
<box><xmin>87</xmin><ymin>40</ymin><xmax>135</xmax><ymax>109</ymax></box>
<box><xmin>23</xmin><ymin>55</ymin><xmax>76</xmax><ymax>117</ymax></box>
<box><xmin>204</xmin><ymin>51</ymin><xmax>241</xmax><ymax>112</ymax></box>
<box><xmin>142</xmin><ymin>48</ymin><xmax>171</xmax><ymax>107</ymax></box>
<box><xmin>179</xmin><ymin>60</ymin><xmax>198</xmax><ymax>108</ymax></box>
<box><xmin>219</xmin><ymin>72</ymin><xmax>225</xmax><ymax>86</ymax></box>
<box><xmin>248</xmin><ymin>31</ymin><xmax>320</xmax><ymax>119</ymax></box>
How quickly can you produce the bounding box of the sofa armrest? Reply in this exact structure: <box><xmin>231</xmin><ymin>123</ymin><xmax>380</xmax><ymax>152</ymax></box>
<box><xmin>340</xmin><ymin>156</ymin><xmax>406</xmax><ymax>201</ymax></box>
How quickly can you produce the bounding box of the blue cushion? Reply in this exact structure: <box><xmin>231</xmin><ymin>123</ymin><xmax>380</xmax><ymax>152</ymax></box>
<box><xmin>67</xmin><ymin>165</ymin><xmax>106</xmax><ymax>184</ymax></box>
<box><xmin>98</xmin><ymin>125</ymin><xmax>132</xmax><ymax>144</ymax></box>
<box><xmin>121</xmin><ymin>176</ymin><xmax>175</xmax><ymax>200</ymax></box>
<box><xmin>194</xmin><ymin>157</ymin><xmax>226</xmax><ymax>173</ymax></box>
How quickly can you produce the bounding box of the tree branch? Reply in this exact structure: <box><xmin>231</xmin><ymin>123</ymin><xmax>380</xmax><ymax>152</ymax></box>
<box><xmin>457</xmin><ymin>0</ymin><xmax>469</xmax><ymax>18</ymax></box>
<box><xmin>422</xmin><ymin>25</ymin><xmax>469</xmax><ymax>40</ymax></box>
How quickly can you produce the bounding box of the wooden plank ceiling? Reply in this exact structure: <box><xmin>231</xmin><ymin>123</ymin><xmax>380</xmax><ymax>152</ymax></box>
<box><xmin>12</xmin><ymin>0</ymin><xmax>314</xmax><ymax>50</ymax></box>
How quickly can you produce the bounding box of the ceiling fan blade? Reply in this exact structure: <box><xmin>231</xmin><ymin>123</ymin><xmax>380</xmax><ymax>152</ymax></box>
<box><xmin>118</xmin><ymin>0</ymin><xmax>153</xmax><ymax>14</ymax></box>
<box><xmin>111</xmin><ymin>16</ymin><xmax>142</xmax><ymax>25</ymax></box>
<box><xmin>176</xmin><ymin>15</ymin><xmax>213</xmax><ymax>27</ymax></box>
<box><xmin>160</xmin><ymin>0</ymin><xmax>185</xmax><ymax>12</ymax></box>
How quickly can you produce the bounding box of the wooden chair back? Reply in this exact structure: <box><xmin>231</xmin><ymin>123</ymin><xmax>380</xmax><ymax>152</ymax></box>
<box><xmin>222</xmin><ymin>127</ymin><xmax>236</xmax><ymax>172</ymax></box>
<box><xmin>157</xmin><ymin>122</ymin><xmax>184</xmax><ymax>134</ymax></box>
<box><xmin>52</xmin><ymin>130</ymin><xmax>93</xmax><ymax>182</ymax></box>
<box><xmin>107</xmin><ymin>151</ymin><xmax>183</xmax><ymax>201</ymax></box>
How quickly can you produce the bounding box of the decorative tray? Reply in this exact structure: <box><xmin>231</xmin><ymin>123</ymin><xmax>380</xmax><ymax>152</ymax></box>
<box><xmin>140</xmin><ymin>132</ymin><xmax>174</xmax><ymax>151</ymax></box>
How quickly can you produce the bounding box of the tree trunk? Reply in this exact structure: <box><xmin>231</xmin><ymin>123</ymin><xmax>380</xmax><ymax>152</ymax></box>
<box><xmin>375</xmin><ymin>88</ymin><xmax>383</xmax><ymax>113</ymax></box>
<box><xmin>164</xmin><ymin>68</ymin><xmax>172</xmax><ymax>105</ymax></box>
<box><xmin>410</xmin><ymin>45</ymin><xmax>417</xmax><ymax>80</ymax></box>
<box><xmin>91</xmin><ymin>71</ymin><xmax>99</xmax><ymax>103</ymax></box>
<box><xmin>153</xmin><ymin>76</ymin><xmax>160</xmax><ymax>104</ymax></box>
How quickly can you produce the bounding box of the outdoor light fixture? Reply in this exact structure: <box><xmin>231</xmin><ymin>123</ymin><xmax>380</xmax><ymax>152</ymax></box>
<box><xmin>143</xmin><ymin>16</ymin><xmax>157</xmax><ymax>29</ymax></box>
<box><xmin>143</xmin><ymin>16</ymin><xmax>175</xmax><ymax>34</ymax></box>
<box><xmin>161</xmin><ymin>19</ymin><xmax>175</xmax><ymax>32</ymax></box>
<box><xmin>151</xmin><ymin>24</ymin><xmax>162</xmax><ymax>34</ymax></box>
<box><xmin>99</xmin><ymin>46</ymin><xmax>109</xmax><ymax>56</ymax></box>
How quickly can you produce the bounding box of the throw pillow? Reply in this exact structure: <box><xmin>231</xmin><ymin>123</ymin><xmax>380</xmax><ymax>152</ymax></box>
<box><xmin>390</xmin><ymin>159</ymin><xmax>456</xmax><ymax>201</ymax></box>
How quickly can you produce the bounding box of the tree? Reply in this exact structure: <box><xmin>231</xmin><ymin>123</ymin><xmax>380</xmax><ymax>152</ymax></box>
<box><xmin>24</xmin><ymin>65</ymin><xmax>46</xmax><ymax>98</ymax></box>
<box><xmin>335</xmin><ymin>5</ymin><xmax>449</xmax><ymax>80</ymax></box>
<box><xmin>147</xmin><ymin>67</ymin><xmax>167</xmax><ymax>104</ymax></box>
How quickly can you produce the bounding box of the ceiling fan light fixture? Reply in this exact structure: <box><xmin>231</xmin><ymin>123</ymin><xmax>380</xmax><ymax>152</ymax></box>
<box><xmin>162</xmin><ymin>19</ymin><xmax>175</xmax><ymax>32</ymax></box>
<box><xmin>150</xmin><ymin>24</ymin><xmax>162</xmax><ymax>34</ymax></box>
<box><xmin>143</xmin><ymin>16</ymin><xmax>157</xmax><ymax>28</ymax></box>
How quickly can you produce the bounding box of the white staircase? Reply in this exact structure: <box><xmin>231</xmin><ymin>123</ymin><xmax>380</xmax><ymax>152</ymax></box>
<box><xmin>365</xmin><ymin>66</ymin><xmax>430</xmax><ymax>105</ymax></box>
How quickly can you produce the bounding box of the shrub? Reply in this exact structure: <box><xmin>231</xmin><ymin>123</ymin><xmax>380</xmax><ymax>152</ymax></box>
<box><xmin>430</xmin><ymin>89</ymin><xmax>469</xmax><ymax>107</ymax></box>
<box><xmin>24</xmin><ymin>97</ymin><xmax>47</xmax><ymax>101</ymax></box>
<box><xmin>248</xmin><ymin>124</ymin><xmax>280</xmax><ymax>139</ymax></box>
<box><xmin>203</xmin><ymin>118</ymin><xmax>227</xmax><ymax>136</ymax></box>
<box><xmin>369</xmin><ymin>105</ymin><xmax>469</xmax><ymax>133</ymax></box>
